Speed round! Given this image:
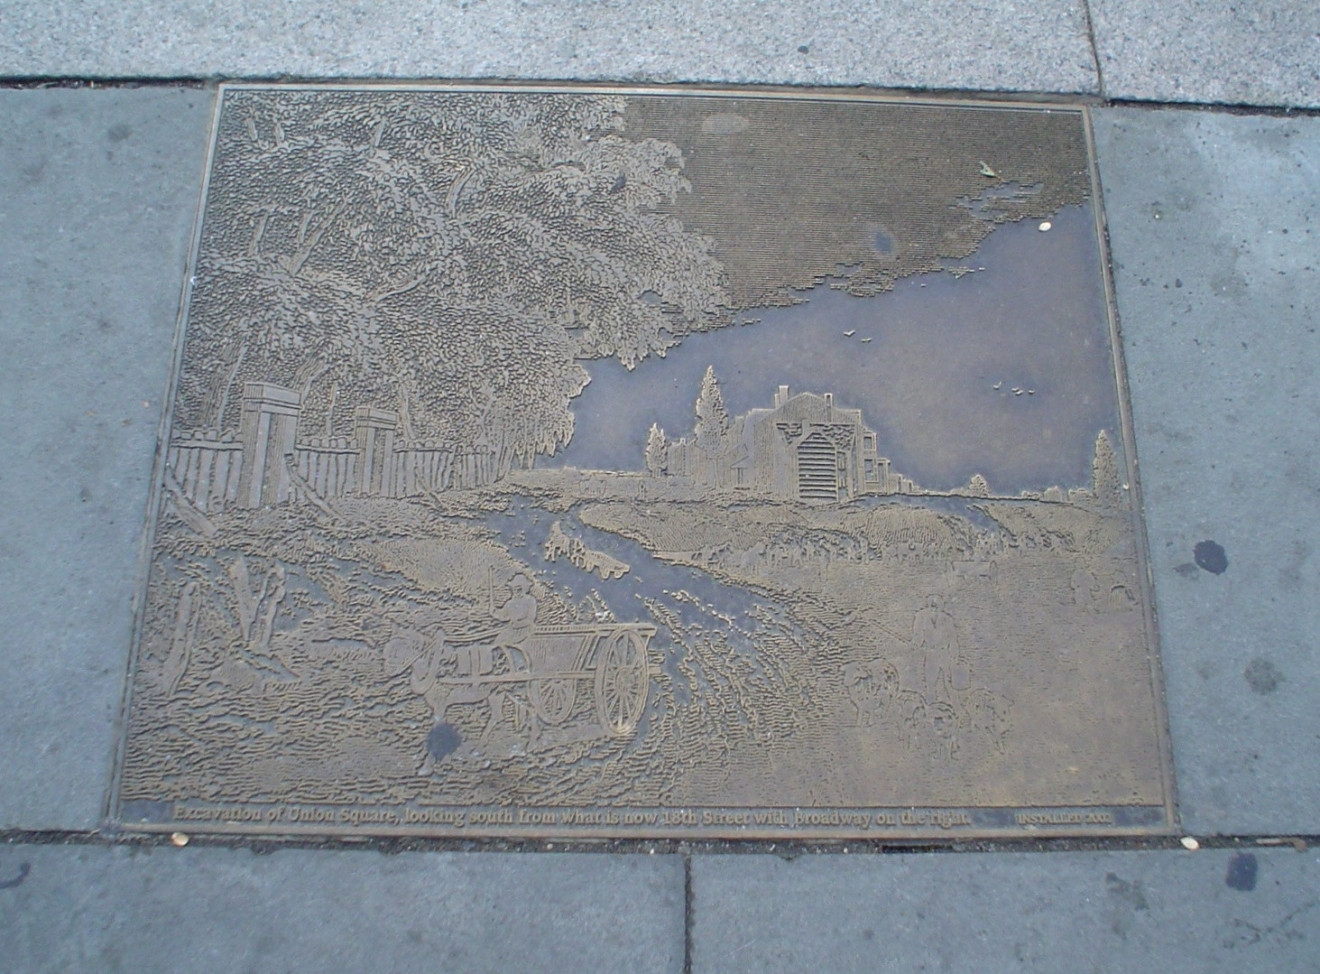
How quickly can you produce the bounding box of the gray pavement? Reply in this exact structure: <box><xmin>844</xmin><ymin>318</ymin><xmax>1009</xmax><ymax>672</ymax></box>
<box><xmin>0</xmin><ymin>87</ymin><xmax>211</xmax><ymax>831</ymax></box>
<box><xmin>4</xmin><ymin>0</ymin><xmax>1320</xmax><ymax>108</ymax></box>
<box><xmin>0</xmin><ymin>844</ymin><xmax>685</xmax><ymax>974</ymax></box>
<box><xmin>1</xmin><ymin>0</ymin><xmax>1100</xmax><ymax>96</ymax></box>
<box><xmin>691</xmin><ymin>847</ymin><xmax>1320</xmax><ymax>973</ymax></box>
<box><xmin>1094</xmin><ymin>106</ymin><xmax>1320</xmax><ymax>836</ymax></box>
<box><xmin>1090</xmin><ymin>0</ymin><xmax>1320</xmax><ymax>107</ymax></box>
<box><xmin>3</xmin><ymin>22</ymin><xmax>1320</xmax><ymax>974</ymax></box>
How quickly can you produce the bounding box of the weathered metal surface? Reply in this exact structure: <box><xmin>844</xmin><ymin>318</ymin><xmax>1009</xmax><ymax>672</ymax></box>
<box><xmin>111</xmin><ymin>85</ymin><xmax>1174</xmax><ymax>840</ymax></box>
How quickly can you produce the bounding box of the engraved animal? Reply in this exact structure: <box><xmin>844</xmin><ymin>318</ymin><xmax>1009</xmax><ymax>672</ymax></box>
<box><xmin>957</xmin><ymin>687</ymin><xmax>1012</xmax><ymax>753</ymax></box>
<box><xmin>841</xmin><ymin>658</ymin><xmax>926</xmax><ymax>749</ymax></box>
<box><xmin>841</xmin><ymin>659</ymin><xmax>900</xmax><ymax>727</ymax></box>
<box><xmin>841</xmin><ymin>657</ymin><xmax>1011</xmax><ymax>757</ymax></box>
<box><xmin>893</xmin><ymin>688</ymin><xmax>928</xmax><ymax>749</ymax></box>
<box><xmin>579</xmin><ymin>547</ymin><xmax>630</xmax><ymax>579</ymax></box>
<box><xmin>544</xmin><ymin>521</ymin><xmax>573</xmax><ymax>562</ymax></box>
<box><xmin>543</xmin><ymin>521</ymin><xmax>631</xmax><ymax>580</ymax></box>
<box><xmin>929</xmin><ymin>701</ymin><xmax>960</xmax><ymax>759</ymax></box>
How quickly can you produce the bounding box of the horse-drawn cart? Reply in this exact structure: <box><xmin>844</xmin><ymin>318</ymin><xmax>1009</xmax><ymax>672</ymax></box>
<box><xmin>430</xmin><ymin>622</ymin><xmax>657</xmax><ymax>738</ymax></box>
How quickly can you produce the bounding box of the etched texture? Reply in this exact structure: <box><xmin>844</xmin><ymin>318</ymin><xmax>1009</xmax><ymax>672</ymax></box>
<box><xmin>115</xmin><ymin>87</ymin><xmax>1172</xmax><ymax>839</ymax></box>
<box><xmin>624</xmin><ymin>96</ymin><xmax>1092</xmax><ymax>306</ymax></box>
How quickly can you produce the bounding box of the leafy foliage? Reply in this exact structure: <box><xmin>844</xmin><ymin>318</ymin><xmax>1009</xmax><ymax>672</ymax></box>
<box><xmin>177</xmin><ymin>90</ymin><xmax>730</xmax><ymax>479</ymax></box>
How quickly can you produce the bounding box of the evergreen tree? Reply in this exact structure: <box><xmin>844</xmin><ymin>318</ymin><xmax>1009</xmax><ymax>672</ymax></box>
<box><xmin>1092</xmin><ymin>430</ymin><xmax>1121</xmax><ymax>508</ymax></box>
<box><xmin>967</xmin><ymin>473</ymin><xmax>989</xmax><ymax>497</ymax></box>
<box><xmin>692</xmin><ymin>365</ymin><xmax>730</xmax><ymax>485</ymax></box>
<box><xmin>645</xmin><ymin>423</ymin><xmax>668</xmax><ymax>477</ymax></box>
<box><xmin>694</xmin><ymin>365</ymin><xmax>729</xmax><ymax>447</ymax></box>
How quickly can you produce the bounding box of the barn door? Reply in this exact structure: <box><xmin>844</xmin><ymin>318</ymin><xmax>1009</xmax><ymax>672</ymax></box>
<box><xmin>796</xmin><ymin>433</ymin><xmax>838</xmax><ymax>502</ymax></box>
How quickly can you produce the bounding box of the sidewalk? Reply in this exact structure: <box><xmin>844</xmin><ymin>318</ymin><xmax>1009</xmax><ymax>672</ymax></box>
<box><xmin>2</xmin><ymin>4</ymin><xmax>1319</xmax><ymax>971</ymax></box>
<box><xmin>3</xmin><ymin>0</ymin><xmax>1319</xmax><ymax>106</ymax></box>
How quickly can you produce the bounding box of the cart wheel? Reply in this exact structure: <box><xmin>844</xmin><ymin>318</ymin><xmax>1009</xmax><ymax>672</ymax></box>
<box><xmin>530</xmin><ymin>678</ymin><xmax>576</xmax><ymax>726</ymax></box>
<box><xmin>594</xmin><ymin>630</ymin><xmax>650</xmax><ymax>737</ymax></box>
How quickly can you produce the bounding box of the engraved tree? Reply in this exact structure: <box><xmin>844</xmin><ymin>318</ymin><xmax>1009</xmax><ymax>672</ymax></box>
<box><xmin>694</xmin><ymin>365</ymin><xmax>730</xmax><ymax>444</ymax></box>
<box><xmin>645</xmin><ymin>423</ymin><xmax>668</xmax><ymax>477</ymax></box>
<box><xmin>693</xmin><ymin>365</ymin><xmax>731</xmax><ymax>485</ymax></box>
<box><xmin>177</xmin><ymin>90</ymin><xmax>730</xmax><ymax>485</ymax></box>
<box><xmin>1092</xmin><ymin>430</ymin><xmax>1121</xmax><ymax>509</ymax></box>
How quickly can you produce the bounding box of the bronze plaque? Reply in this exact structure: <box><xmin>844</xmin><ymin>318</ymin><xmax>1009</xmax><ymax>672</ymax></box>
<box><xmin>111</xmin><ymin>84</ymin><xmax>1175</xmax><ymax>840</ymax></box>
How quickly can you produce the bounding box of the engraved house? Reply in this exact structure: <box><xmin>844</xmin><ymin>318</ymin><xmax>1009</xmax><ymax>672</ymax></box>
<box><xmin>730</xmin><ymin>385</ymin><xmax>893</xmax><ymax>502</ymax></box>
<box><xmin>664</xmin><ymin>380</ymin><xmax>906</xmax><ymax>503</ymax></box>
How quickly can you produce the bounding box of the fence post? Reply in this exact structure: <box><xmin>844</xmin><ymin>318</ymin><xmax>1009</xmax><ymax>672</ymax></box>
<box><xmin>353</xmin><ymin>406</ymin><xmax>398</xmax><ymax>496</ymax></box>
<box><xmin>236</xmin><ymin>382</ymin><xmax>301</xmax><ymax>508</ymax></box>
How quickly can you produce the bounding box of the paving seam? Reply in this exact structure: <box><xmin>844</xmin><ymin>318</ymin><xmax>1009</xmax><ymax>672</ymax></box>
<box><xmin>1078</xmin><ymin>0</ymin><xmax>1107</xmax><ymax>100</ymax></box>
<box><xmin>0</xmin><ymin>76</ymin><xmax>1316</xmax><ymax>114</ymax></box>
<box><xmin>684</xmin><ymin>855</ymin><xmax>695</xmax><ymax>974</ymax></box>
<box><xmin>1</xmin><ymin>829</ymin><xmax>1314</xmax><ymax>856</ymax></box>
<box><xmin>0</xmin><ymin>76</ymin><xmax>211</xmax><ymax>89</ymax></box>
<box><xmin>1100</xmin><ymin>96</ymin><xmax>1320</xmax><ymax>117</ymax></box>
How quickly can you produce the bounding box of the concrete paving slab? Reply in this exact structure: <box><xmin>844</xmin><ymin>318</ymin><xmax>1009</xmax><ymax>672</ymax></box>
<box><xmin>0</xmin><ymin>844</ymin><xmax>684</xmax><ymax>974</ymax></box>
<box><xmin>0</xmin><ymin>1</ymin><xmax>1100</xmax><ymax>96</ymax></box>
<box><xmin>0</xmin><ymin>88</ymin><xmax>213</xmax><ymax>829</ymax></box>
<box><xmin>691</xmin><ymin>848</ymin><xmax>1320</xmax><ymax>973</ymax></box>
<box><xmin>1090</xmin><ymin>0</ymin><xmax>1320</xmax><ymax>107</ymax></box>
<box><xmin>1093</xmin><ymin>108</ymin><xmax>1320</xmax><ymax>835</ymax></box>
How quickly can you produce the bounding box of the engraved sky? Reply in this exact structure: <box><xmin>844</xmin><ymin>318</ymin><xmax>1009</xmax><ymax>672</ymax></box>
<box><xmin>550</xmin><ymin>203</ymin><xmax>1119</xmax><ymax>493</ymax></box>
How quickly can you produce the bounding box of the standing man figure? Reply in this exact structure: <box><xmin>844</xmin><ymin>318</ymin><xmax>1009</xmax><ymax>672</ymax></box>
<box><xmin>914</xmin><ymin>595</ymin><xmax>966</xmax><ymax>705</ymax></box>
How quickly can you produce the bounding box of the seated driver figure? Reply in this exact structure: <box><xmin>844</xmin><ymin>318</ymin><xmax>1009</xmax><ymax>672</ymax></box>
<box><xmin>490</xmin><ymin>573</ymin><xmax>537</xmax><ymax>670</ymax></box>
<box><xmin>456</xmin><ymin>572</ymin><xmax>538</xmax><ymax>676</ymax></box>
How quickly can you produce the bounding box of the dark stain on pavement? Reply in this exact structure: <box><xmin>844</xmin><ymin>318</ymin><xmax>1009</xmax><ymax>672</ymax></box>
<box><xmin>0</xmin><ymin>862</ymin><xmax>31</xmax><ymax>889</ymax></box>
<box><xmin>1277</xmin><ymin>540</ymin><xmax>1311</xmax><ymax>591</ymax></box>
<box><xmin>1244</xmin><ymin>658</ymin><xmax>1284</xmax><ymax>694</ymax></box>
<box><xmin>1174</xmin><ymin>561</ymin><xmax>1200</xmax><ymax>580</ymax></box>
<box><xmin>1226</xmin><ymin>853</ymin><xmax>1258</xmax><ymax>891</ymax></box>
<box><xmin>1106</xmin><ymin>872</ymin><xmax>1150</xmax><ymax>910</ymax></box>
<box><xmin>427</xmin><ymin>722</ymin><xmax>462</xmax><ymax>761</ymax></box>
<box><xmin>1194</xmin><ymin>540</ymin><xmax>1228</xmax><ymax>574</ymax></box>
<box><xmin>1105</xmin><ymin>872</ymin><xmax>1150</xmax><ymax>939</ymax></box>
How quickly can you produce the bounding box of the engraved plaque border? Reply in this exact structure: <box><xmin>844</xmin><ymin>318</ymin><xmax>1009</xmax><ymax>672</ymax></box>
<box><xmin>107</xmin><ymin>83</ymin><xmax>1177</xmax><ymax>841</ymax></box>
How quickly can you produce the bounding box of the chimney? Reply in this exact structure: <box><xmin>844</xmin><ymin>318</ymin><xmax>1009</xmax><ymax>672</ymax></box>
<box><xmin>776</xmin><ymin>384</ymin><xmax>790</xmax><ymax>408</ymax></box>
<box><xmin>824</xmin><ymin>393</ymin><xmax>834</xmax><ymax>411</ymax></box>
